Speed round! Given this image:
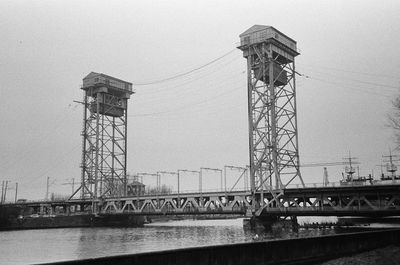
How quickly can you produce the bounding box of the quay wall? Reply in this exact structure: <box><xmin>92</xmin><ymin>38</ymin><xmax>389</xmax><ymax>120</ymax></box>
<box><xmin>44</xmin><ymin>229</ymin><xmax>400</xmax><ymax>265</ymax></box>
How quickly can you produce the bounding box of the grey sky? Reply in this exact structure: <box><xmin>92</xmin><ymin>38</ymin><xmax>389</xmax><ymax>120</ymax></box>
<box><xmin>1</xmin><ymin>0</ymin><xmax>399</xmax><ymax>200</ymax></box>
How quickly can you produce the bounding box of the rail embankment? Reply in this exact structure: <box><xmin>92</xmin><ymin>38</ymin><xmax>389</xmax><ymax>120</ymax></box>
<box><xmin>41</xmin><ymin>229</ymin><xmax>400</xmax><ymax>265</ymax></box>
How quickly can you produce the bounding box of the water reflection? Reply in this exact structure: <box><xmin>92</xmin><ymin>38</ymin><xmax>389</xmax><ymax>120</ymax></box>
<box><xmin>0</xmin><ymin>218</ymin><xmax>382</xmax><ymax>264</ymax></box>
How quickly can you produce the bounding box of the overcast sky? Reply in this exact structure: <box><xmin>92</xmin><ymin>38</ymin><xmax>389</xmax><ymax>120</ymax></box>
<box><xmin>1</xmin><ymin>0</ymin><xmax>400</xmax><ymax>200</ymax></box>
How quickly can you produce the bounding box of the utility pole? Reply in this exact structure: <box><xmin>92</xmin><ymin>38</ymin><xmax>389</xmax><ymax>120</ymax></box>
<box><xmin>1</xmin><ymin>180</ymin><xmax>4</xmax><ymax>204</ymax></box>
<box><xmin>158</xmin><ymin>171</ymin><xmax>178</xmax><ymax>192</ymax></box>
<box><xmin>224</xmin><ymin>165</ymin><xmax>247</xmax><ymax>193</ymax></box>
<box><xmin>323</xmin><ymin>167</ymin><xmax>329</xmax><ymax>187</ymax></box>
<box><xmin>178</xmin><ymin>169</ymin><xmax>200</xmax><ymax>205</ymax></box>
<box><xmin>46</xmin><ymin>176</ymin><xmax>50</xmax><ymax>201</ymax></box>
<box><xmin>62</xmin><ymin>178</ymin><xmax>77</xmax><ymax>196</ymax></box>
<box><xmin>14</xmin><ymin>182</ymin><xmax>18</xmax><ymax>203</ymax></box>
<box><xmin>3</xmin><ymin>181</ymin><xmax>9</xmax><ymax>203</ymax></box>
<box><xmin>137</xmin><ymin>173</ymin><xmax>159</xmax><ymax>194</ymax></box>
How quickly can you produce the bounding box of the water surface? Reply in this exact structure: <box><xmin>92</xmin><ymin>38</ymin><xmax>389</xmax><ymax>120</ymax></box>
<box><xmin>0</xmin><ymin>218</ymin><xmax>389</xmax><ymax>265</ymax></box>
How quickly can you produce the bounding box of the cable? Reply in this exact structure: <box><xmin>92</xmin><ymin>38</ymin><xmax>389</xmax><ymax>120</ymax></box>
<box><xmin>130</xmin><ymin>84</ymin><xmax>244</xmax><ymax>117</ymax></box>
<box><xmin>299</xmin><ymin>63</ymin><xmax>399</xmax><ymax>80</ymax></box>
<box><xmin>296</xmin><ymin>71</ymin><xmax>393</xmax><ymax>98</ymax></box>
<box><xmin>137</xmin><ymin>54</ymin><xmax>242</xmax><ymax>96</ymax></box>
<box><xmin>132</xmin><ymin>49</ymin><xmax>238</xmax><ymax>86</ymax></box>
<box><xmin>299</xmin><ymin>162</ymin><xmax>359</xmax><ymax>168</ymax></box>
<box><xmin>298</xmin><ymin>67</ymin><xmax>399</xmax><ymax>91</ymax></box>
<box><xmin>132</xmin><ymin>68</ymin><xmax>245</xmax><ymax>106</ymax></box>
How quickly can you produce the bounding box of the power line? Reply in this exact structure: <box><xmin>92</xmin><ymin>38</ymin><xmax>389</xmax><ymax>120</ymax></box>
<box><xmin>130</xmin><ymin>84</ymin><xmax>243</xmax><ymax>117</ymax></box>
<box><xmin>133</xmin><ymin>67</ymin><xmax>245</xmax><ymax>106</ymax></box>
<box><xmin>299</xmin><ymin>161</ymin><xmax>360</xmax><ymax>168</ymax></box>
<box><xmin>132</xmin><ymin>49</ymin><xmax>237</xmax><ymax>86</ymax></box>
<box><xmin>299</xmin><ymin>63</ymin><xmax>399</xmax><ymax>80</ymax></box>
<box><xmin>137</xmin><ymin>54</ymin><xmax>242</xmax><ymax>96</ymax></box>
<box><xmin>296</xmin><ymin>72</ymin><xmax>393</xmax><ymax>98</ymax></box>
<box><xmin>298</xmin><ymin>67</ymin><xmax>399</xmax><ymax>91</ymax></box>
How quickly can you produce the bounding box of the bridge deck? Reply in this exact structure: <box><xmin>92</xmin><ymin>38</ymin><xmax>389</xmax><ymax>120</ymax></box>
<box><xmin>3</xmin><ymin>183</ymin><xmax>400</xmax><ymax>217</ymax></box>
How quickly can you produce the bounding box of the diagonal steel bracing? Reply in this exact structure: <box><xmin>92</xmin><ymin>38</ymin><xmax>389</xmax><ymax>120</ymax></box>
<box><xmin>70</xmin><ymin>73</ymin><xmax>133</xmax><ymax>206</ymax></box>
<box><xmin>238</xmin><ymin>26</ymin><xmax>305</xmax><ymax>214</ymax></box>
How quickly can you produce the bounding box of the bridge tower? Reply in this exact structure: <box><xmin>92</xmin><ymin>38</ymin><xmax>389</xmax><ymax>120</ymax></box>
<box><xmin>71</xmin><ymin>72</ymin><xmax>133</xmax><ymax>201</ymax></box>
<box><xmin>237</xmin><ymin>25</ymin><xmax>305</xmax><ymax>210</ymax></box>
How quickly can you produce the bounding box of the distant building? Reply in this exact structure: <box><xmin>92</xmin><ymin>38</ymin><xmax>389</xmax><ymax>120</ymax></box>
<box><xmin>127</xmin><ymin>181</ymin><xmax>145</xmax><ymax>196</ymax></box>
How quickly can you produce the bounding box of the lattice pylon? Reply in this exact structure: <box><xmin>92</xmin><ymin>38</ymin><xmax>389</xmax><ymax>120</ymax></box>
<box><xmin>77</xmin><ymin>92</ymin><xmax>128</xmax><ymax>200</ymax></box>
<box><xmin>240</xmin><ymin>40</ymin><xmax>305</xmax><ymax>211</ymax></box>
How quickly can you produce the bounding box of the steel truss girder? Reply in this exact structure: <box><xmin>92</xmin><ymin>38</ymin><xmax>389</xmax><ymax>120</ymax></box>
<box><xmin>101</xmin><ymin>191</ymin><xmax>252</xmax><ymax>215</ymax></box>
<box><xmin>259</xmin><ymin>189</ymin><xmax>400</xmax><ymax>216</ymax></box>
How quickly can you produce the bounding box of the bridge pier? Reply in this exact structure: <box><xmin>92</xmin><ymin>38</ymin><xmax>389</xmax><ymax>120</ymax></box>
<box><xmin>247</xmin><ymin>215</ymin><xmax>299</xmax><ymax>231</ymax></box>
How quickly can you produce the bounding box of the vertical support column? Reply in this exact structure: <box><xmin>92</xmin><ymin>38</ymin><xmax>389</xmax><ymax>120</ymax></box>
<box><xmin>246</xmin><ymin>55</ymin><xmax>256</xmax><ymax>212</ymax></box>
<box><xmin>80</xmin><ymin>93</ymin><xmax>87</xmax><ymax>199</ymax></box>
<box><xmin>199</xmin><ymin>170</ymin><xmax>202</xmax><ymax>194</ymax></box>
<box><xmin>292</xmin><ymin>62</ymin><xmax>305</xmax><ymax>187</ymax></box>
<box><xmin>267</xmin><ymin>49</ymin><xmax>280</xmax><ymax>190</ymax></box>
<box><xmin>14</xmin><ymin>182</ymin><xmax>18</xmax><ymax>203</ymax></box>
<box><xmin>124</xmin><ymin>104</ymin><xmax>128</xmax><ymax>197</ymax></box>
<box><xmin>220</xmin><ymin>170</ymin><xmax>223</xmax><ymax>191</ymax></box>
<box><xmin>94</xmin><ymin>93</ymin><xmax>100</xmax><ymax>200</ymax></box>
<box><xmin>199</xmin><ymin>170</ymin><xmax>203</xmax><ymax>207</ymax></box>
<box><xmin>1</xmin><ymin>180</ymin><xmax>4</xmax><ymax>204</ymax></box>
<box><xmin>111</xmin><ymin>117</ymin><xmax>115</xmax><ymax>196</ymax></box>
<box><xmin>177</xmin><ymin>171</ymin><xmax>180</xmax><ymax>208</ymax></box>
<box><xmin>224</xmin><ymin>167</ymin><xmax>227</xmax><ymax>197</ymax></box>
<box><xmin>100</xmin><ymin>114</ymin><xmax>104</xmax><ymax>196</ymax></box>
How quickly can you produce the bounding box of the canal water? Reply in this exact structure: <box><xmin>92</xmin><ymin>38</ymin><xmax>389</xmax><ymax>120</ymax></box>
<box><xmin>0</xmin><ymin>217</ymin><xmax>391</xmax><ymax>265</ymax></box>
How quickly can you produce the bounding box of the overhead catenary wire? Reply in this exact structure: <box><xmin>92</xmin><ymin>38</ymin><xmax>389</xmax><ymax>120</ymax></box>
<box><xmin>298</xmin><ymin>67</ymin><xmax>399</xmax><ymax>91</ymax></box>
<box><xmin>136</xmin><ymin>54</ymin><xmax>242</xmax><ymax>97</ymax></box>
<box><xmin>133</xmin><ymin>67</ymin><xmax>245</xmax><ymax>106</ymax></box>
<box><xmin>132</xmin><ymin>48</ymin><xmax>238</xmax><ymax>86</ymax></box>
<box><xmin>130</xmin><ymin>83</ymin><xmax>244</xmax><ymax>117</ymax></box>
<box><xmin>299</xmin><ymin>63</ymin><xmax>399</xmax><ymax>80</ymax></box>
<box><xmin>131</xmin><ymin>64</ymin><xmax>246</xmax><ymax>110</ymax></box>
<box><xmin>295</xmin><ymin>71</ymin><xmax>394</xmax><ymax>98</ymax></box>
<box><xmin>299</xmin><ymin>161</ymin><xmax>360</xmax><ymax>168</ymax></box>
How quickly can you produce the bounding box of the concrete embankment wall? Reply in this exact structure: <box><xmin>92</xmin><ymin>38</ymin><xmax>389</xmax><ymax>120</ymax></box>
<box><xmin>44</xmin><ymin>229</ymin><xmax>400</xmax><ymax>265</ymax></box>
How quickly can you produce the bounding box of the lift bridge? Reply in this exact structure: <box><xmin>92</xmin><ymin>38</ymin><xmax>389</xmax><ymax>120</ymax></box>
<box><xmin>10</xmin><ymin>25</ymin><xmax>400</xmax><ymax>220</ymax></box>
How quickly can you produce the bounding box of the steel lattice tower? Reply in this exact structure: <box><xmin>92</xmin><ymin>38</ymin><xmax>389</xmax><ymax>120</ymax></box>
<box><xmin>71</xmin><ymin>72</ymin><xmax>133</xmax><ymax>201</ymax></box>
<box><xmin>238</xmin><ymin>25</ymin><xmax>305</xmax><ymax>209</ymax></box>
